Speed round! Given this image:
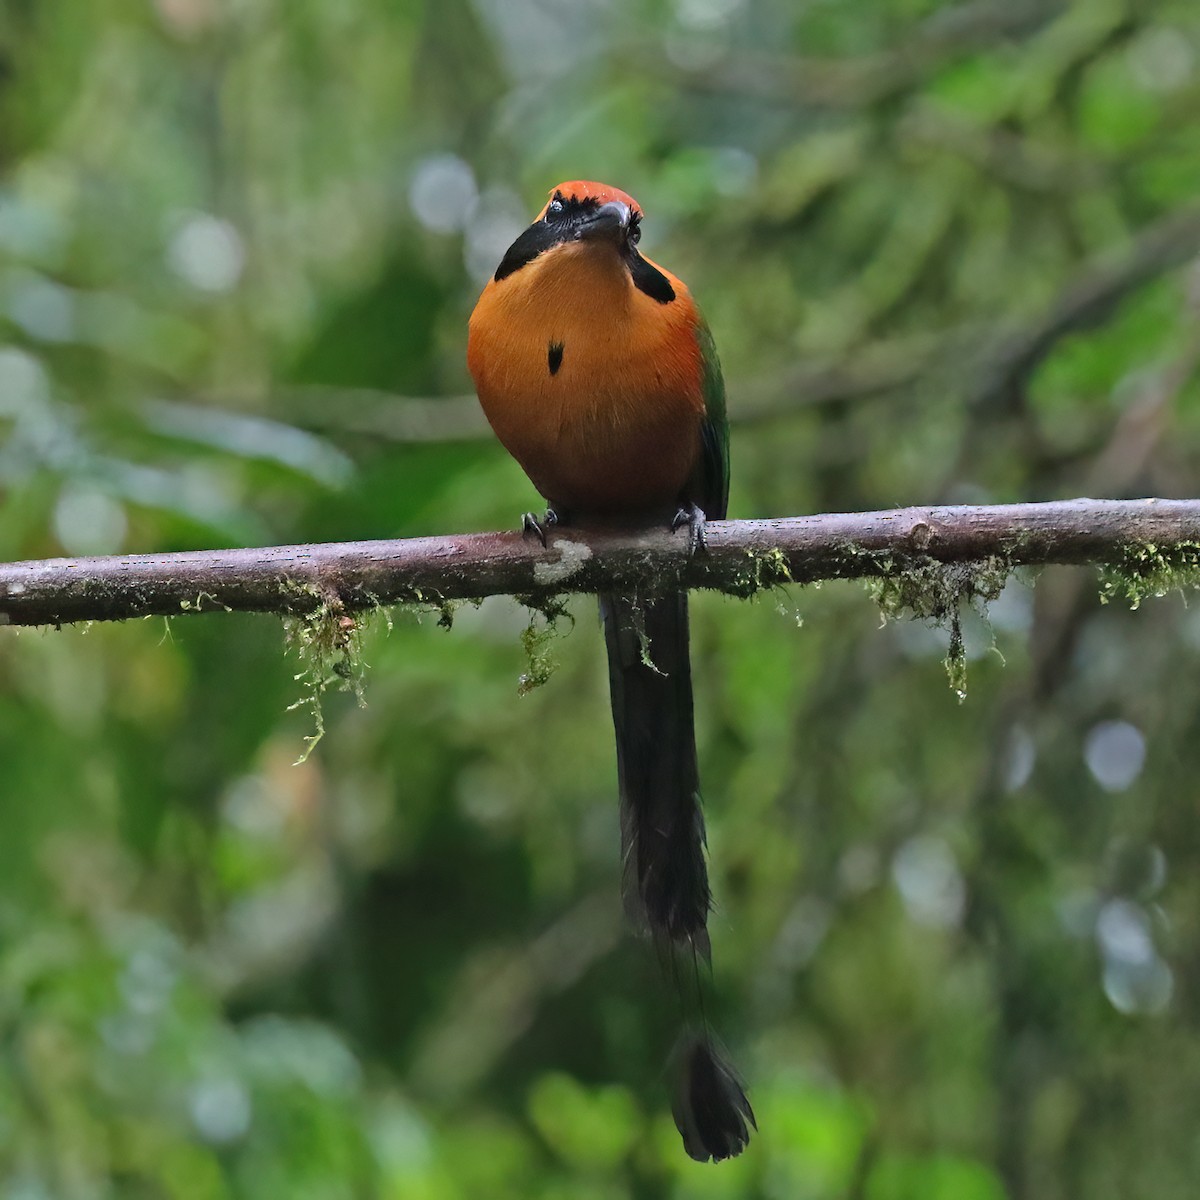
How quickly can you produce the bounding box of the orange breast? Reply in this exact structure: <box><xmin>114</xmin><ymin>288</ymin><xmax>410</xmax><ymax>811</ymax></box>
<box><xmin>467</xmin><ymin>241</ymin><xmax>705</xmax><ymax>517</ymax></box>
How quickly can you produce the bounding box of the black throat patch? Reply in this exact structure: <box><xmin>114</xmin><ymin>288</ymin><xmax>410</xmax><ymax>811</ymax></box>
<box><xmin>630</xmin><ymin>255</ymin><xmax>675</xmax><ymax>304</ymax></box>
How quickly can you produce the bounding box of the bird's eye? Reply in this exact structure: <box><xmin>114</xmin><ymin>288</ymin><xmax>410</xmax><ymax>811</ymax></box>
<box><xmin>547</xmin><ymin>196</ymin><xmax>566</xmax><ymax>218</ymax></box>
<box><xmin>628</xmin><ymin>214</ymin><xmax>642</xmax><ymax>245</ymax></box>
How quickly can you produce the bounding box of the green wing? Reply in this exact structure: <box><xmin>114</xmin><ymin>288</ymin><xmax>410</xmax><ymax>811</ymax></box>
<box><xmin>690</xmin><ymin>317</ymin><xmax>730</xmax><ymax>521</ymax></box>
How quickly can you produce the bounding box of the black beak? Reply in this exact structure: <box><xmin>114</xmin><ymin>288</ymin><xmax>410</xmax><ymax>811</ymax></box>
<box><xmin>576</xmin><ymin>200</ymin><xmax>631</xmax><ymax>243</ymax></box>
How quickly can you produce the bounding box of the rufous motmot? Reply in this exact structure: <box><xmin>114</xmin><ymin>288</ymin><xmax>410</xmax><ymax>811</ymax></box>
<box><xmin>468</xmin><ymin>181</ymin><xmax>753</xmax><ymax>1162</ymax></box>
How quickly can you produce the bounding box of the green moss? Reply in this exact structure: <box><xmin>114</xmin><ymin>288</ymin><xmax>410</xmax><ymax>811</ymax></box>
<box><xmin>280</xmin><ymin>581</ymin><xmax>367</xmax><ymax>763</ymax></box>
<box><xmin>517</xmin><ymin>597</ymin><xmax>572</xmax><ymax>696</ymax></box>
<box><xmin>178</xmin><ymin>592</ymin><xmax>230</xmax><ymax>612</ymax></box>
<box><xmin>726</xmin><ymin>544</ymin><xmax>1014</xmax><ymax>697</ymax></box>
<box><xmin>518</xmin><ymin>619</ymin><xmax>557</xmax><ymax>696</ymax></box>
<box><xmin>628</xmin><ymin>598</ymin><xmax>666</xmax><ymax>676</ymax></box>
<box><xmin>1099</xmin><ymin>541</ymin><xmax>1200</xmax><ymax>609</ymax></box>
<box><xmin>866</xmin><ymin>556</ymin><xmax>1010</xmax><ymax>700</ymax></box>
<box><xmin>729</xmin><ymin>546</ymin><xmax>795</xmax><ymax>598</ymax></box>
<box><xmin>430</xmin><ymin>597</ymin><xmax>472</xmax><ymax>629</ymax></box>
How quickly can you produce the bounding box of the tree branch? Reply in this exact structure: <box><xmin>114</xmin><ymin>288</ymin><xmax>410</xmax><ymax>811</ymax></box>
<box><xmin>655</xmin><ymin>0</ymin><xmax>1066</xmax><ymax>110</ymax></box>
<box><xmin>968</xmin><ymin>203</ymin><xmax>1200</xmax><ymax>409</ymax></box>
<box><xmin>1</xmin><ymin>499</ymin><xmax>1197</xmax><ymax>628</ymax></box>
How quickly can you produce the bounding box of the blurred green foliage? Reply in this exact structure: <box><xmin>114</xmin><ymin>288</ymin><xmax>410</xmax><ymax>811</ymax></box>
<box><xmin>2</xmin><ymin>0</ymin><xmax>1200</xmax><ymax>1196</ymax></box>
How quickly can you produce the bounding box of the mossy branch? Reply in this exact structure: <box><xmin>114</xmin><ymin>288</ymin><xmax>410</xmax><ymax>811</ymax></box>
<box><xmin>1</xmin><ymin>499</ymin><xmax>1199</xmax><ymax>628</ymax></box>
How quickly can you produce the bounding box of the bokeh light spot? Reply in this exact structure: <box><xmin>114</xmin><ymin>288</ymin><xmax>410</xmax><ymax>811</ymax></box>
<box><xmin>1084</xmin><ymin>720</ymin><xmax>1146</xmax><ymax>792</ymax></box>
<box><xmin>410</xmin><ymin>155</ymin><xmax>479</xmax><ymax>234</ymax></box>
<box><xmin>53</xmin><ymin>487</ymin><xmax>128</xmax><ymax>556</ymax></box>
<box><xmin>891</xmin><ymin>835</ymin><xmax>966</xmax><ymax>929</ymax></box>
<box><xmin>167</xmin><ymin>213</ymin><xmax>245</xmax><ymax>293</ymax></box>
<box><xmin>189</xmin><ymin>1078</ymin><xmax>252</xmax><ymax>1145</ymax></box>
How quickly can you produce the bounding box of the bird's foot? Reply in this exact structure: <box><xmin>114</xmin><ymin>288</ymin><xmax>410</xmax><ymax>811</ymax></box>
<box><xmin>671</xmin><ymin>503</ymin><xmax>708</xmax><ymax>557</ymax></box>
<box><xmin>521</xmin><ymin>507</ymin><xmax>560</xmax><ymax>548</ymax></box>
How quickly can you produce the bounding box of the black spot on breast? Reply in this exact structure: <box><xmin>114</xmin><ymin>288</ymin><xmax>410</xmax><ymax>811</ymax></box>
<box><xmin>548</xmin><ymin>342</ymin><xmax>564</xmax><ymax>376</ymax></box>
<box><xmin>629</xmin><ymin>253</ymin><xmax>675</xmax><ymax>304</ymax></box>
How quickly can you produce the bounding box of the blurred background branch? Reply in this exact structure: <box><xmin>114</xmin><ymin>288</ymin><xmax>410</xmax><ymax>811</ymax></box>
<box><xmin>219</xmin><ymin>198</ymin><xmax>1200</xmax><ymax>450</ymax></box>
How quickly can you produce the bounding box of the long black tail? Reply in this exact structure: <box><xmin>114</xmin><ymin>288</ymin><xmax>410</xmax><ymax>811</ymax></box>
<box><xmin>600</xmin><ymin>590</ymin><xmax>711</xmax><ymax>955</ymax></box>
<box><xmin>600</xmin><ymin>590</ymin><xmax>748</xmax><ymax>1161</ymax></box>
<box><xmin>600</xmin><ymin>590</ymin><xmax>755</xmax><ymax>1162</ymax></box>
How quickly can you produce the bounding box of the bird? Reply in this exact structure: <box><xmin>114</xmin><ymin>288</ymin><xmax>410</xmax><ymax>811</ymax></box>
<box><xmin>467</xmin><ymin>180</ymin><xmax>752</xmax><ymax>1162</ymax></box>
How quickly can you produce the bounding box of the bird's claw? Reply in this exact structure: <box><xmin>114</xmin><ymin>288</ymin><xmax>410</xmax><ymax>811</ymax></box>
<box><xmin>671</xmin><ymin>503</ymin><xmax>708</xmax><ymax>557</ymax></box>
<box><xmin>521</xmin><ymin>508</ymin><xmax>559</xmax><ymax>547</ymax></box>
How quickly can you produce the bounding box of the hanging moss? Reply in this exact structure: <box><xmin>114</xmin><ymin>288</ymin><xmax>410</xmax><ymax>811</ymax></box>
<box><xmin>280</xmin><ymin>581</ymin><xmax>368</xmax><ymax>764</ymax></box>
<box><xmin>516</xmin><ymin>596</ymin><xmax>573</xmax><ymax>696</ymax></box>
<box><xmin>728</xmin><ymin>546</ymin><xmax>795</xmax><ymax>598</ymax></box>
<box><xmin>866</xmin><ymin>556</ymin><xmax>1010</xmax><ymax>700</ymax></box>
<box><xmin>1098</xmin><ymin>541</ymin><xmax>1200</xmax><ymax>609</ymax></box>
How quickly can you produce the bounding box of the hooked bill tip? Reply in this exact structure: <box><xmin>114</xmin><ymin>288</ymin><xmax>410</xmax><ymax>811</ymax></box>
<box><xmin>576</xmin><ymin>200</ymin><xmax>631</xmax><ymax>241</ymax></box>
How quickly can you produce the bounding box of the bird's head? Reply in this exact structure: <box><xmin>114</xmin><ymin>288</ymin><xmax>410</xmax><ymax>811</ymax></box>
<box><xmin>491</xmin><ymin>180</ymin><xmax>676</xmax><ymax>303</ymax></box>
<box><xmin>534</xmin><ymin>180</ymin><xmax>641</xmax><ymax>248</ymax></box>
